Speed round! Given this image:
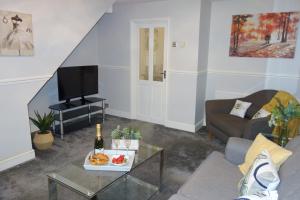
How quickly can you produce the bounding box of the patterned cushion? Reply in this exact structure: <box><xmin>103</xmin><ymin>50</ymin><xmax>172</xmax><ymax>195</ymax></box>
<box><xmin>236</xmin><ymin>190</ymin><xmax>278</xmax><ymax>200</ymax></box>
<box><xmin>230</xmin><ymin>100</ymin><xmax>252</xmax><ymax>118</ymax></box>
<box><xmin>239</xmin><ymin>150</ymin><xmax>280</xmax><ymax>196</ymax></box>
<box><xmin>252</xmin><ymin>108</ymin><xmax>271</xmax><ymax>119</ymax></box>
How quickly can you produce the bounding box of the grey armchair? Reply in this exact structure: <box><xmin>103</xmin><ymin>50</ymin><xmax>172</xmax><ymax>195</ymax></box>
<box><xmin>205</xmin><ymin>90</ymin><xmax>277</xmax><ymax>142</ymax></box>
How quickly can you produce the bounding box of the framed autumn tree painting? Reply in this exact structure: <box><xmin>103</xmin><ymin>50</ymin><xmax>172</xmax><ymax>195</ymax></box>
<box><xmin>229</xmin><ymin>12</ymin><xmax>300</xmax><ymax>58</ymax></box>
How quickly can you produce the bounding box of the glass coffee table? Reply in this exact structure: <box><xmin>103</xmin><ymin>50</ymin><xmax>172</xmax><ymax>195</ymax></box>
<box><xmin>47</xmin><ymin>143</ymin><xmax>164</xmax><ymax>200</ymax></box>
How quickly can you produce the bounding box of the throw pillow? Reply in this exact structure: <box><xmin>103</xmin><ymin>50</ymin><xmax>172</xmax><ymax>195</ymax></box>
<box><xmin>230</xmin><ymin>100</ymin><xmax>252</xmax><ymax>118</ymax></box>
<box><xmin>236</xmin><ymin>190</ymin><xmax>278</xmax><ymax>200</ymax></box>
<box><xmin>252</xmin><ymin>108</ymin><xmax>271</xmax><ymax>119</ymax></box>
<box><xmin>239</xmin><ymin>133</ymin><xmax>292</xmax><ymax>174</ymax></box>
<box><xmin>238</xmin><ymin>150</ymin><xmax>280</xmax><ymax>196</ymax></box>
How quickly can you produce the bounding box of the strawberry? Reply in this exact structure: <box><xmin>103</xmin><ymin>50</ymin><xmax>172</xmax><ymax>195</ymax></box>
<box><xmin>112</xmin><ymin>155</ymin><xmax>125</xmax><ymax>164</ymax></box>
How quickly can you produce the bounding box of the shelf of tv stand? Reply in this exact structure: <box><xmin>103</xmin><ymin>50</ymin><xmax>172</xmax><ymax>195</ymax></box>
<box><xmin>53</xmin><ymin>114</ymin><xmax>103</xmax><ymax>135</ymax></box>
<box><xmin>49</xmin><ymin>97</ymin><xmax>106</xmax><ymax>139</ymax></box>
<box><xmin>53</xmin><ymin>106</ymin><xmax>103</xmax><ymax>121</ymax></box>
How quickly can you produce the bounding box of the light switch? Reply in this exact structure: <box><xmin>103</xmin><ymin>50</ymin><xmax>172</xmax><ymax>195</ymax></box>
<box><xmin>172</xmin><ymin>42</ymin><xmax>177</xmax><ymax>47</ymax></box>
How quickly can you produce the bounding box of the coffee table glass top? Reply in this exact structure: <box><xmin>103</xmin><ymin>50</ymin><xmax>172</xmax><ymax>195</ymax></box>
<box><xmin>47</xmin><ymin>143</ymin><xmax>163</xmax><ymax>198</ymax></box>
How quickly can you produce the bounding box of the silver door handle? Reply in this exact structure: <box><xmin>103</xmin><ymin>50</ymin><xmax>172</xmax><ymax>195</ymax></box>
<box><xmin>160</xmin><ymin>70</ymin><xmax>166</xmax><ymax>79</ymax></box>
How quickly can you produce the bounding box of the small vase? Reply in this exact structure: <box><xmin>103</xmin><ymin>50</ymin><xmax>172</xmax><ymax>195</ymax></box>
<box><xmin>278</xmin><ymin>123</ymin><xmax>289</xmax><ymax>147</ymax></box>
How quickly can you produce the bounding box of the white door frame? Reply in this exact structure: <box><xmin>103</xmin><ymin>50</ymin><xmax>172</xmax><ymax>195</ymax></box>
<box><xmin>130</xmin><ymin>18</ymin><xmax>169</xmax><ymax>124</ymax></box>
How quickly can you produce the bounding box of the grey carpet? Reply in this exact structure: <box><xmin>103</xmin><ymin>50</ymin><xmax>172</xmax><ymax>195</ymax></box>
<box><xmin>0</xmin><ymin>115</ymin><xmax>225</xmax><ymax>200</ymax></box>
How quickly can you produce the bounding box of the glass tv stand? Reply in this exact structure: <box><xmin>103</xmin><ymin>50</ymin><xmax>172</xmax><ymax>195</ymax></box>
<box><xmin>49</xmin><ymin>97</ymin><xmax>106</xmax><ymax>139</ymax></box>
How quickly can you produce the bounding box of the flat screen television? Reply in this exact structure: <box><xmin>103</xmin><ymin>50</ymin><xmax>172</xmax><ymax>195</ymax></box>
<box><xmin>57</xmin><ymin>65</ymin><xmax>98</xmax><ymax>104</ymax></box>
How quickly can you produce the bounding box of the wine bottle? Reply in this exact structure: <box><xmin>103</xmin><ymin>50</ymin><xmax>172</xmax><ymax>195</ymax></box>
<box><xmin>94</xmin><ymin>123</ymin><xmax>104</xmax><ymax>153</ymax></box>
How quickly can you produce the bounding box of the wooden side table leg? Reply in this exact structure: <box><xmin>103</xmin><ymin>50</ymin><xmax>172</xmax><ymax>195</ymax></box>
<box><xmin>208</xmin><ymin>131</ymin><xmax>214</xmax><ymax>140</ymax></box>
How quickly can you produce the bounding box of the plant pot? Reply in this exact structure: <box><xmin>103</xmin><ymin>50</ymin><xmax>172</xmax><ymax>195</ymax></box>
<box><xmin>33</xmin><ymin>131</ymin><xmax>54</xmax><ymax>150</ymax></box>
<box><xmin>111</xmin><ymin>139</ymin><xmax>139</xmax><ymax>150</ymax></box>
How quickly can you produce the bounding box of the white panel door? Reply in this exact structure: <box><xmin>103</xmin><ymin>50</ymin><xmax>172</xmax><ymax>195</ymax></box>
<box><xmin>136</xmin><ymin>24</ymin><xmax>167</xmax><ymax>124</ymax></box>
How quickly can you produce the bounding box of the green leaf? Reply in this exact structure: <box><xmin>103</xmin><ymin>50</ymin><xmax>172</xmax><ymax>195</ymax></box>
<box><xmin>30</xmin><ymin>111</ymin><xmax>54</xmax><ymax>134</ymax></box>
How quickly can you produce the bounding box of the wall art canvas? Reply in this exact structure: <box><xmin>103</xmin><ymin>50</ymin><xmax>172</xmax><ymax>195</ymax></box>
<box><xmin>0</xmin><ymin>10</ymin><xmax>34</xmax><ymax>56</ymax></box>
<box><xmin>229</xmin><ymin>11</ymin><xmax>300</xmax><ymax>58</ymax></box>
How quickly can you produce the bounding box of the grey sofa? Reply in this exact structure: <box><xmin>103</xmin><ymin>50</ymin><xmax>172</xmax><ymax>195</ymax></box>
<box><xmin>169</xmin><ymin>136</ymin><xmax>300</xmax><ymax>200</ymax></box>
<box><xmin>205</xmin><ymin>90</ymin><xmax>277</xmax><ymax>142</ymax></box>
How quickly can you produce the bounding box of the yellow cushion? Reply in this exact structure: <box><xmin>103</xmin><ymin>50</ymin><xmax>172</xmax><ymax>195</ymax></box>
<box><xmin>239</xmin><ymin>133</ymin><xmax>292</xmax><ymax>174</ymax></box>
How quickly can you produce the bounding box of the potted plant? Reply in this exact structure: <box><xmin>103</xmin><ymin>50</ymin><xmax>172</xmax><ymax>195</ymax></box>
<box><xmin>30</xmin><ymin>111</ymin><xmax>55</xmax><ymax>150</ymax></box>
<box><xmin>268</xmin><ymin>98</ymin><xmax>300</xmax><ymax>147</ymax></box>
<box><xmin>111</xmin><ymin>125</ymin><xmax>142</xmax><ymax>150</ymax></box>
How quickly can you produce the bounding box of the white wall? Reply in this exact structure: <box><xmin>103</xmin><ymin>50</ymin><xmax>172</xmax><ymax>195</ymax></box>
<box><xmin>97</xmin><ymin>0</ymin><xmax>201</xmax><ymax>131</ymax></box>
<box><xmin>206</xmin><ymin>0</ymin><xmax>300</xmax><ymax>100</ymax></box>
<box><xmin>265</xmin><ymin>0</ymin><xmax>300</xmax><ymax>96</ymax></box>
<box><xmin>28</xmin><ymin>26</ymin><xmax>101</xmax><ymax>133</ymax></box>
<box><xmin>195</xmin><ymin>0</ymin><xmax>211</xmax><ymax>127</ymax></box>
<box><xmin>0</xmin><ymin>0</ymin><xmax>114</xmax><ymax>171</ymax></box>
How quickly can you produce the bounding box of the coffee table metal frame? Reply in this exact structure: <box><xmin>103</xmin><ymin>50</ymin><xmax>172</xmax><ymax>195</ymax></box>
<box><xmin>47</xmin><ymin>144</ymin><xmax>164</xmax><ymax>200</ymax></box>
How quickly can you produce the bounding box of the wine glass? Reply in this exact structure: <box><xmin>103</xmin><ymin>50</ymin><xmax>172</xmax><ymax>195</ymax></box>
<box><xmin>124</xmin><ymin>139</ymin><xmax>131</xmax><ymax>156</ymax></box>
<box><xmin>113</xmin><ymin>139</ymin><xmax>120</xmax><ymax>155</ymax></box>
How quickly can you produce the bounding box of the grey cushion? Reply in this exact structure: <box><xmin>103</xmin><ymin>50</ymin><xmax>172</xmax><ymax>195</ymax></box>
<box><xmin>168</xmin><ymin>194</ymin><xmax>190</xmax><ymax>200</ymax></box>
<box><xmin>277</xmin><ymin>136</ymin><xmax>300</xmax><ymax>200</ymax></box>
<box><xmin>178</xmin><ymin>151</ymin><xmax>242</xmax><ymax>200</ymax></box>
<box><xmin>225</xmin><ymin>137</ymin><xmax>252</xmax><ymax>165</ymax></box>
<box><xmin>209</xmin><ymin>114</ymin><xmax>248</xmax><ymax>137</ymax></box>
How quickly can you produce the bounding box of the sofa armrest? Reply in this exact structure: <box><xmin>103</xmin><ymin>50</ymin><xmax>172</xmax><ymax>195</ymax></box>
<box><xmin>243</xmin><ymin>117</ymin><xmax>272</xmax><ymax>140</ymax></box>
<box><xmin>225</xmin><ymin>137</ymin><xmax>252</xmax><ymax>165</ymax></box>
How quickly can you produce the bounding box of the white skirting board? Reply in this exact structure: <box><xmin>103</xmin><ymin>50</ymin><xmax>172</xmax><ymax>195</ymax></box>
<box><xmin>166</xmin><ymin>120</ymin><xmax>203</xmax><ymax>133</ymax></box>
<box><xmin>0</xmin><ymin>150</ymin><xmax>35</xmax><ymax>172</ymax></box>
<box><xmin>106</xmin><ymin>108</ymin><xmax>204</xmax><ymax>133</ymax></box>
<box><xmin>105</xmin><ymin>108</ymin><xmax>132</xmax><ymax>119</ymax></box>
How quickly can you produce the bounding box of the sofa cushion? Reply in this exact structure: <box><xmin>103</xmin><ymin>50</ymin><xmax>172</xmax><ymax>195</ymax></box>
<box><xmin>243</xmin><ymin>90</ymin><xmax>277</xmax><ymax>119</ymax></box>
<box><xmin>245</xmin><ymin>104</ymin><xmax>261</xmax><ymax>119</ymax></box>
<box><xmin>238</xmin><ymin>150</ymin><xmax>280</xmax><ymax>196</ymax></box>
<box><xmin>252</xmin><ymin>108</ymin><xmax>271</xmax><ymax>119</ymax></box>
<box><xmin>277</xmin><ymin>136</ymin><xmax>300</xmax><ymax>200</ymax></box>
<box><xmin>210</xmin><ymin>114</ymin><xmax>248</xmax><ymax>137</ymax></box>
<box><xmin>168</xmin><ymin>194</ymin><xmax>190</xmax><ymax>200</ymax></box>
<box><xmin>178</xmin><ymin>151</ymin><xmax>242</xmax><ymax>200</ymax></box>
<box><xmin>239</xmin><ymin>134</ymin><xmax>292</xmax><ymax>175</ymax></box>
<box><xmin>236</xmin><ymin>190</ymin><xmax>278</xmax><ymax>200</ymax></box>
<box><xmin>230</xmin><ymin>100</ymin><xmax>252</xmax><ymax>118</ymax></box>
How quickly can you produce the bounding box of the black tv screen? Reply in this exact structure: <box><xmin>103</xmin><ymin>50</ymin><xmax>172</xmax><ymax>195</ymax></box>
<box><xmin>57</xmin><ymin>65</ymin><xmax>98</xmax><ymax>101</ymax></box>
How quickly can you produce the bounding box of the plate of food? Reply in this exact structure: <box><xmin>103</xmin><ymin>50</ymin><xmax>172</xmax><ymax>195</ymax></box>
<box><xmin>111</xmin><ymin>154</ymin><xmax>128</xmax><ymax>166</ymax></box>
<box><xmin>88</xmin><ymin>153</ymin><xmax>109</xmax><ymax>165</ymax></box>
<box><xmin>83</xmin><ymin>150</ymin><xmax>135</xmax><ymax>171</ymax></box>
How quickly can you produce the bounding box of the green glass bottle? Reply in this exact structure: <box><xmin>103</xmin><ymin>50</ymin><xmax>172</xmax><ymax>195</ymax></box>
<box><xmin>94</xmin><ymin>124</ymin><xmax>104</xmax><ymax>153</ymax></box>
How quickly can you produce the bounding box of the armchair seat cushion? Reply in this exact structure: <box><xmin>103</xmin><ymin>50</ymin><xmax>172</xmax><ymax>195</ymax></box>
<box><xmin>209</xmin><ymin>113</ymin><xmax>248</xmax><ymax>138</ymax></box>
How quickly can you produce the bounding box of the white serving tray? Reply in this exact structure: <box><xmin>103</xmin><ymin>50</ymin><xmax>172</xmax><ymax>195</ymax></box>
<box><xmin>83</xmin><ymin>150</ymin><xmax>135</xmax><ymax>172</ymax></box>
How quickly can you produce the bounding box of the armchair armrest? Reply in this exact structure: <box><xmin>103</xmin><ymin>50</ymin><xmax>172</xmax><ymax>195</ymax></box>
<box><xmin>205</xmin><ymin>99</ymin><xmax>236</xmax><ymax>115</ymax></box>
<box><xmin>243</xmin><ymin>117</ymin><xmax>272</xmax><ymax>140</ymax></box>
<box><xmin>225</xmin><ymin>137</ymin><xmax>252</xmax><ymax>165</ymax></box>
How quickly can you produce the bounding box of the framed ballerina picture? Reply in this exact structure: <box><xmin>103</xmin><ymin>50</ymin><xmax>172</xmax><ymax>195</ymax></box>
<box><xmin>0</xmin><ymin>10</ymin><xmax>34</xmax><ymax>56</ymax></box>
